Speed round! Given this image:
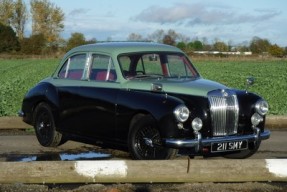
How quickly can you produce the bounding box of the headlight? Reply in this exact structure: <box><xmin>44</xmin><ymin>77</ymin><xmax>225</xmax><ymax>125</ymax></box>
<box><xmin>251</xmin><ymin>113</ymin><xmax>263</xmax><ymax>126</ymax></box>
<box><xmin>174</xmin><ymin>105</ymin><xmax>190</xmax><ymax>122</ymax></box>
<box><xmin>192</xmin><ymin>117</ymin><xmax>203</xmax><ymax>132</ymax></box>
<box><xmin>255</xmin><ymin>100</ymin><xmax>269</xmax><ymax>115</ymax></box>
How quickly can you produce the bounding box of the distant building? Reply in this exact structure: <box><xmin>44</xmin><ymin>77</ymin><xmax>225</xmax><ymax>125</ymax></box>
<box><xmin>193</xmin><ymin>51</ymin><xmax>252</xmax><ymax>55</ymax></box>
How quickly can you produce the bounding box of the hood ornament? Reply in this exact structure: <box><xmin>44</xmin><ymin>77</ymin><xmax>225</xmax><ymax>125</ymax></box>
<box><xmin>221</xmin><ymin>89</ymin><xmax>229</xmax><ymax>97</ymax></box>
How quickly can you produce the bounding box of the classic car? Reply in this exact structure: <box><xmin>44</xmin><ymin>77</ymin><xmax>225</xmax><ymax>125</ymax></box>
<box><xmin>19</xmin><ymin>42</ymin><xmax>270</xmax><ymax>160</ymax></box>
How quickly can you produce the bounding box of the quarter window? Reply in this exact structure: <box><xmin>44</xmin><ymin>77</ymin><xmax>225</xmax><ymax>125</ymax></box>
<box><xmin>58</xmin><ymin>54</ymin><xmax>86</xmax><ymax>80</ymax></box>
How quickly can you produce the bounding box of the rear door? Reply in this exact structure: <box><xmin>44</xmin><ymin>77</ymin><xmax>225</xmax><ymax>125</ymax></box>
<box><xmin>56</xmin><ymin>53</ymin><xmax>120</xmax><ymax>141</ymax></box>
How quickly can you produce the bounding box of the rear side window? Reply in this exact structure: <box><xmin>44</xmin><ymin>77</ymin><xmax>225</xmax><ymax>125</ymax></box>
<box><xmin>58</xmin><ymin>54</ymin><xmax>86</xmax><ymax>80</ymax></box>
<box><xmin>89</xmin><ymin>54</ymin><xmax>117</xmax><ymax>81</ymax></box>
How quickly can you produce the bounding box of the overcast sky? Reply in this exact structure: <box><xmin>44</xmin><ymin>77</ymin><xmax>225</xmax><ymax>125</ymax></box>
<box><xmin>24</xmin><ymin>0</ymin><xmax>287</xmax><ymax>46</ymax></box>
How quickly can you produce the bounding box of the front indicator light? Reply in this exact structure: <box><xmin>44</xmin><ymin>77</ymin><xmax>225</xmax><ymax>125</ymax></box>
<box><xmin>251</xmin><ymin>113</ymin><xmax>263</xmax><ymax>126</ymax></box>
<box><xmin>192</xmin><ymin>117</ymin><xmax>203</xmax><ymax>132</ymax></box>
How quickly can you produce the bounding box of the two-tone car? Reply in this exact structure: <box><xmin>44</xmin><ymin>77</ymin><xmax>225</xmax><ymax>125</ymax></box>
<box><xmin>19</xmin><ymin>42</ymin><xmax>270</xmax><ymax>160</ymax></box>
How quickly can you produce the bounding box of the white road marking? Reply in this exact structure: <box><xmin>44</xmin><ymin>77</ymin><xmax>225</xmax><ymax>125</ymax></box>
<box><xmin>266</xmin><ymin>159</ymin><xmax>287</xmax><ymax>178</ymax></box>
<box><xmin>75</xmin><ymin>161</ymin><xmax>128</xmax><ymax>178</ymax></box>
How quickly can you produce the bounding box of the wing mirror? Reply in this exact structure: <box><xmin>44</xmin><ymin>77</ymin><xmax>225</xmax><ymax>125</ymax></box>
<box><xmin>149</xmin><ymin>54</ymin><xmax>158</xmax><ymax>61</ymax></box>
<box><xmin>245</xmin><ymin>76</ymin><xmax>255</xmax><ymax>93</ymax></box>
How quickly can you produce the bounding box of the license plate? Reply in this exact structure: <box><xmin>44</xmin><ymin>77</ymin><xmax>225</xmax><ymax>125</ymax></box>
<box><xmin>211</xmin><ymin>140</ymin><xmax>248</xmax><ymax>152</ymax></box>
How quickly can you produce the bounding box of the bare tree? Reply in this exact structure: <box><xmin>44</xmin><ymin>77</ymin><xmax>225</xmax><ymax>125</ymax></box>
<box><xmin>11</xmin><ymin>0</ymin><xmax>28</xmax><ymax>40</ymax></box>
<box><xmin>30</xmin><ymin>0</ymin><xmax>64</xmax><ymax>46</ymax></box>
<box><xmin>127</xmin><ymin>33</ymin><xmax>144</xmax><ymax>41</ymax></box>
<box><xmin>166</xmin><ymin>29</ymin><xmax>178</xmax><ymax>42</ymax></box>
<box><xmin>177</xmin><ymin>33</ymin><xmax>190</xmax><ymax>43</ymax></box>
<box><xmin>148</xmin><ymin>29</ymin><xmax>165</xmax><ymax>43</ymax></box>
<box><xmin>163</xmin><ymin>35</ymin><xmax>175</xmax><ymax>45</ymax></box>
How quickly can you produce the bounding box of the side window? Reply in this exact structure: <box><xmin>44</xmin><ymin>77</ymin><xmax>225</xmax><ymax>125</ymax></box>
<box><xmin>168</xmin><ymin>55</ymin><xmax>192</xmax><ymax>77</ymax></box>
<box><xmin>90</xmin><ymin>54</ymin><xmax>117</xmax><ymax>81</ymax></box>
<box><xmin>119</xmin><ymin>56</ymin><xmax>130</xmax><ymax>71</ymax></box>
<box><xmin>58</xmin><ymin>54</ymin><xmax>86</xmax><ymax>80</ymax></box>
<box><xmin>119</xmin><ymin>56</ymin><xmax>131</xmax><ymax>78</ymax></box>
<box><xmin>141</xmin><ymin>54</ymin><xmax>161</xmax><ymax>74</ymax></box>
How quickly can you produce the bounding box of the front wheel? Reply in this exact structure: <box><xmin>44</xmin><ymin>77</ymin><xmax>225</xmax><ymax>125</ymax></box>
<box><xmin>33</xmin><ymin>102</ymin><xmax>64</xmax><ymax>147</ymax></box>
<box><xmin>128</xmin><ymin>115</ymin><xmax>178</xmax><ymax>160</ymax></box>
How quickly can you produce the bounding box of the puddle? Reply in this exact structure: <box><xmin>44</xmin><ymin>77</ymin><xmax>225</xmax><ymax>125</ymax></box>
<box><xmin>6</xmin><ymin>151</ymin><xmax>112</xmax><ymax>162</ymax></box>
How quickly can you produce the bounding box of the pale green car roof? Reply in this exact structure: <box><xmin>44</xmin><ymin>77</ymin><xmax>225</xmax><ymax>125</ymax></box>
<box><xmin>64</xmin><ymin>42</ymin><xmax>184</xmax><ymax>57</ymax></box>
<box><xmin>48</xmin><ymin>42</ymin><xmax>226</xmax><ymax>97</ymax></box>
<box><xmin>54</xmin><ymin>42</ymin><xmax>190</xmax><ymax>83</ymax></box>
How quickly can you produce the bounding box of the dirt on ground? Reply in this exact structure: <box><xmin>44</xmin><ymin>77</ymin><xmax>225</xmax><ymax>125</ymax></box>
<box><xmin>1</xmin><ymin>182</ymin><xmax>287</xmax><ymax>192</ymax></box>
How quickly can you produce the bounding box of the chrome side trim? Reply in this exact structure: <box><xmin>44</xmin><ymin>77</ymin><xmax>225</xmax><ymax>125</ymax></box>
<box><xmin>164</xmin><ymin>129</ymin><xmax>270</xmax><ymax>149</ymax></box>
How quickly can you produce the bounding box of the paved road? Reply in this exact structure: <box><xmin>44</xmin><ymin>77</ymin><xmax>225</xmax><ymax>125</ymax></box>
<box><xmin>0</xmin><ymin>130</ymin><xmax>286</xmax><ymax>161</ymax></box>
<box><xmin>252</xmin><ymin>130</ymin><xmax>287</xmax><ymax>159</ymax></box>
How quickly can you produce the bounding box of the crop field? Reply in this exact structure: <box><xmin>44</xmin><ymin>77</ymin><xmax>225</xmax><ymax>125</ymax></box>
<box><xmin>0</xmin><ymin>58</ymin><xmax>286</xmax><ymax>116</ymax></box>
<box><xmin>0</xmin><ymin>58</ymin><xmax>59</xmax><ymax>116</ymax></box>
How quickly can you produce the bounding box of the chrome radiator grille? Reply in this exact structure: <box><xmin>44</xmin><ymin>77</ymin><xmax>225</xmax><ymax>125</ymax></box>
<box><xmin>208</xmin><ymin>89</ymin><xmax>239</xmax><ymax>136</ymax></box>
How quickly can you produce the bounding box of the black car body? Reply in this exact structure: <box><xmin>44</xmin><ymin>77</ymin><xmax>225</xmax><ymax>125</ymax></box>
<box><xmin>20</xmin><ymin>42</ymin><xmax>270</xmax><ymax>160</ymax></box>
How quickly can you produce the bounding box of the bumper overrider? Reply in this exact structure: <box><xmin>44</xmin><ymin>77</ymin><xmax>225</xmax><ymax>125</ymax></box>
<box><xmin>164</xmin><ymin>127</ymin><xmax>270</xmax><ymax>152</ymax></box>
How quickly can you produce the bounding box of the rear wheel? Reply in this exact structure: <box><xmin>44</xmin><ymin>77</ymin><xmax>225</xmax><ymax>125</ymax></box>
<box><xmin>33</xmin><ymin>103</ymin><xmax>64</xmax><ymax>147</ymax></box>
<box><xmin>128</xmin><ymin>115</ymin><xmax>178</xmax><ymax>160</ymax></box>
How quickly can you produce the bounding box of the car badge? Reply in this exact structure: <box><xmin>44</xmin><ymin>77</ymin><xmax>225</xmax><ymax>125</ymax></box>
<box><xmin>221</xmin><ymin>89</ymin><xmax>229</xmax><ymax>97</ymax></box>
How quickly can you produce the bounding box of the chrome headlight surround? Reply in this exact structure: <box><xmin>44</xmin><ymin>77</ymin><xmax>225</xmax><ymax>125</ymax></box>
<box><xmin>251</xmin><ymin>113</ymin><xmax>264</xmax><ymax>126</ymax></box>
<box><xmin>255</xmin><ymin>100</ymin><xmax>269</xmax><ymax>116</ymax></box>
<box><xmin>173</xmin><ymin>105</ymin><xmax>190</xmax><ymax>123</ymax></box>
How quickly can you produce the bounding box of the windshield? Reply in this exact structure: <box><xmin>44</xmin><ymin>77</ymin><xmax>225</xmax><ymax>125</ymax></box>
<box><xmin>118</xmin><ymin>52</ymin><xmax>200</xmax><ymax>79</ymax></box>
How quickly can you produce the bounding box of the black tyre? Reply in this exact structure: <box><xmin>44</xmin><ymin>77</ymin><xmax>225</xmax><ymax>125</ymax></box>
<box><xmin>33</xmin><ymin>102</ymin><xmax>64</xmax><ymax>147</ymax></box>
<box><xmin>128</xmin><ymin>115</ymin><xmax>178</xmax><ymax>160</ymax></box>
<box><xmin>223</xmin><ymin>141</ymin><xmax>261</xmax><ymax>159</ymax></box>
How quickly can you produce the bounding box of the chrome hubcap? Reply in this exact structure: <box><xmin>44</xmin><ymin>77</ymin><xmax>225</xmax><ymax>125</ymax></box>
<box><xmin>143</xmin><ymin>137</ymin><xmax>154</xmax><ymax>147</ymax></box>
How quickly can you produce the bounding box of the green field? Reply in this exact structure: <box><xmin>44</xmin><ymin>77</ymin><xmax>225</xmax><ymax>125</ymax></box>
<box><xmin>0</xmin><ymin>58</ymin><xmax>60</xmax><ymax>116</ymax></box>
<box><xmin>0</xmin><ymin>58</ymin><xmax>286</xmax><ymax>116</ymax></box>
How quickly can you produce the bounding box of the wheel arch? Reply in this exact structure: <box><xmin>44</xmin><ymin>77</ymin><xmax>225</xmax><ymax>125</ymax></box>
<box><xmin>128</xmin><ymin>110</ymin><xmax>179</xmax><ymax>142</ymax></box>
<box><xmin>25</xmin><ymin>82</ymin><xmax>60</xmax><ymax>127</ymax></box>
<box><xmin>128</xmin><ymin>112</ymin><xmax>149</xmax><ymax>132</ymax></box>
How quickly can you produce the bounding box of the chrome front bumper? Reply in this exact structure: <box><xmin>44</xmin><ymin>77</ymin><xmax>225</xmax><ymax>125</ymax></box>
<box><xmin>164</xmin><ymin>127</ymin><xmax>271</xmax><ymax>152</ymax></box>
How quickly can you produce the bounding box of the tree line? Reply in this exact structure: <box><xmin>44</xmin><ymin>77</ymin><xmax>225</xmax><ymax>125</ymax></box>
<box><xmin>0</xmin><ymin>0</ymin><xmax>64</xmax><ymax>55</ymax></box>
<box><xmin>127</xmin><ymin>30</ymin><xmax>286</xmax><ymax>57</ymax></box>
<box><xmin>0</xmin><ymin>0</ymin><xmax>286</xmax><ymax>57</ymax></box>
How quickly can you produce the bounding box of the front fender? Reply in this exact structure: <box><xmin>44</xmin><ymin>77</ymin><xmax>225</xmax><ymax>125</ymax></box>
<box><xmin>236</xmin><ymin>90</ymin><xmax>266</xmax><ymax>132</ymax></box>
<box><xmin>116</xmin><ymin>89</ymin><xmax>185</xmax><ymax>138</ymax></box>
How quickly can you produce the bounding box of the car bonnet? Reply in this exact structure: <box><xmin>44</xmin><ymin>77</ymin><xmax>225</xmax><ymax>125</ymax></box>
<box><xmin>124</xmin><ymin>78</ymin><xmax>228</xmax><ymax>97</ymax></box>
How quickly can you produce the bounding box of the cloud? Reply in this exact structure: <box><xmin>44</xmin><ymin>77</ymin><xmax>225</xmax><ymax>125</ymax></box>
<box><xmin>68</xmin><ymin>8</ymin><xmax>90</xmax><ymax>17</ymax></box>
<box><xmin>134</xmin><ymin>3</ymin><xmax>280</xmax><ymax>26</ymax></box>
